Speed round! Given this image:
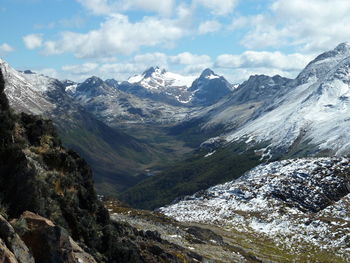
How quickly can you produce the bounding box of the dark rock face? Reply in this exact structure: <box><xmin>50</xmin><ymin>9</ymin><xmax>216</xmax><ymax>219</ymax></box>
<box><xmin>189</xmin><ymin>68</ymin><xmax>232</xmax><ymax>106</ymax></box>
<box><xmin>231</xmin><ymin>75</ymin><xmax>292</xmax><ymax>104</ymax></box>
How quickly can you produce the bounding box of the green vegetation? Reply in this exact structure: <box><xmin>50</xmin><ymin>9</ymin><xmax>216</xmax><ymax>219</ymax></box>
<box><xmin>167</xmin><ymin>118</ymin><xmax>226</xmax><ymax>148</ymax></box>
<box><xmin>120</xmin><ymin>141</ymin><xmax>263</xmax><ymax>210</ymax></box>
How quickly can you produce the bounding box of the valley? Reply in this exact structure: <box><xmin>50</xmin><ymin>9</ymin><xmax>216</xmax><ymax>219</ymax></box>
<box><xmin>1</xmin><ymin>42</ymin><xmax>350</xmax><ymax>262</ymax></box>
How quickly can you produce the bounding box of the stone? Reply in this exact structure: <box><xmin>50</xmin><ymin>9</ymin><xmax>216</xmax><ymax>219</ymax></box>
<box><xmin>0</xmin><ymin>215</ymin><xmax>34</xmax><ymax>263</ymax></box>
<box><xmin>19</xmin><ymin>211</ymin><xmax>97</xmax><ymax>263</ymax></box>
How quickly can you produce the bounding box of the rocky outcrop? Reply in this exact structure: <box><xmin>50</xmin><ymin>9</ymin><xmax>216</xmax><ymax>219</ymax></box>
<box><xmin>0</xmin><ymin>215</ymin><xmax>34</xmax><ymax>263</ymax></box>
<box><xmin>16</xmin><ymin>211</ymin><xmax>97</xmax><ymax>263</ymax></box>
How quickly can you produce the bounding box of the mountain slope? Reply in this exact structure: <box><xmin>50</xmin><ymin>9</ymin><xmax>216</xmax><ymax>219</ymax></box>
<box><xmin>120</xmin><ymin>141</ymin><xmax>263</xmax><ymax>210</ymax></box>
<box><xmin>0</xmin><ymin>59</ymin><xmax>158</xmax><ymax>193</ymax></box>
<box><xmin>168</xmin><ymin>74</ymin><xmax>292</xmax><ymax>147</ymax></box>
<box><xmin>160</xmin><ymin>157</ymin><xmax>350</xmax><ymax>262</ymax></box>
<box><xmin>125</xmin><ymin>66</ymin><xmax>195</xmax><ymax>104</ymax></box>
<box><xmin>72</xmin><ymin>76</ymin><xmax>191</xmax><ymax>125</ymax></box>
<box><xmin>213</xmin><ymin>42</ymin><xmax>350</xmax><ymax>156</ymax></box>
<box><xmin>0</xmin><ymin>68</ymin><xmax>209</xmax><ymax>263</ymax></box>
<box><xmin>189</xmin><ymin>68</ymin><xmax>233</xmax><ymax>106</ymax></box>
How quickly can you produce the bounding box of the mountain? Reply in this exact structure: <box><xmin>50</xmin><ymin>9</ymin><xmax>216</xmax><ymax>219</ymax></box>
<box><xmin>168</xmin><ymin>74</ymin><xmax>292</xmax><ymax>147</ymax></box>
<box><xmin>0</xmin><ymin>68</ymin><xmax>210</xmax><ymax>263</ymax></box>
<box><xmin>121</xmin><ymin>43</ymin><xmax>350</xmax><ymax>210</ymax></box>
<box><xmin>188</xmin><ymin>68</ymin><xmax>233</xmax><ymax>106</ymax></box>
<box><xmin>160</xmin><ymin>157</ymin><xmax>350</xmax><ymax>262</ymax></box>
<box><xmin>196</xmin><ymin>43</ymin><xmax>350</xmax><ymax>157</ymax></box>
<box><xmin>71</xmin><ymin>76</ymin><xmax>191</xmax><ymax>126</ymax></box>
<box><xmin>125</xmin><ymin>66</ymin><xmax>195</xmax><ymax>104</ymax></box>
<box><xmin>116</xmin><ymin>67</ymin><xmax>233</xmax><ymax>107</ymax></box>
<box><xmin>0</xmin><ymin>59</ymin><xmax>159</xmax><ymax>194</ymax></box>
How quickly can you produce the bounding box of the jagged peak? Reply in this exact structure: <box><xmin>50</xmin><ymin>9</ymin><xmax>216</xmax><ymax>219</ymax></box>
<box><xmin>334</xmin><ymin>42</ymin><xmax>350</xmax><ymax>52</ymax></box>
<box><xmin>83</xmin><ymin>76</ymin><xmax>104</xmax><ymax>85</ymax></box>
<box><xmin>23</xmin><ymin>70</ymin><xmax>35</xmax><ymax>74</ymax></box>
<box><xmin>200</xmin><ymin>68</ymin><xmax>216</xmax><ymax>78</ymax></box>
<box><xmin>142</xmin><ymin>66</ymin><xmax>166</xmax><ymax>78</ymax></box>
<box><xmin>296</xmin><ymin>43</ymin><xmax>350</xmax><ymax>84</ymax></box>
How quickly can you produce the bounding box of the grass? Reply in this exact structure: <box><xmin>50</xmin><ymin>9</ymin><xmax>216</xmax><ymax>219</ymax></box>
<box><xmin>119</xmin><ymin>141</ymin><xmax>264</xmax><ymax>210</ymax></box>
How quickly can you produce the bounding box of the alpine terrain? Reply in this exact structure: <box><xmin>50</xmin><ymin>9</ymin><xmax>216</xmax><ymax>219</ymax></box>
<box><xmin>1</xmin><ymin>42</ymin><xmax>350</xmax><ymax>262</ymax></box>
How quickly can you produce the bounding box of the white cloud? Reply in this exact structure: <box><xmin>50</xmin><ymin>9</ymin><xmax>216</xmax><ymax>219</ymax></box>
<box><xmin>75</xmin><ymin>0</ymin><xmax>111</xmax><ymax>15</ymax></box>
<box><xmin>193</xmin><ymin>0</ymin><xmax>238</xmax><ymax>15</ymax></box>
<box><xmin>23</xmin><ymin>34</ymin><xmax>43</xmax><ymax>49</ymax></box>
<box><xmin>34</xmin><ymin>68</ymin><xmax>60</xmax><ymax>79</ymax></box>
<box><xmin>170</xmin><ymin>52</ymin><xmax>212</xmax><ymax>65</ymax></box>
<box><xmin>42</xmin><ymin>14</ymin><xmax>187</xmax><ymax>58</ymax></box>
<box><xmin>55</xmin><ymin>51</ymin><xmax>213</xmax><ymax>81</ymax></box>
<box><xmin>76</xmin><ymin>0</ymin><xmax>175</xmax><ymax>16</ymax></box>
<box><xmin>62</xmin><ymin>63</ymin><xmax>99</xmax><ymax>75</ymax></box>
<box><xmin>133</xmin><ymin>52</ymin><xmax>168</xmax><ymax>68</ymax></box>
<box><xmin>218</xmin><ymin>67</ymin><xmax>298</xmax><ymax>84</ymax></box>
<box><xmin>240</xmin><ymin>0</ymin><xmax>350</xmax><ymax>52</ymax></box>
<box><xmin>198</xmin><ymin>20</ymin><xmax>222</xmax><ymax>35</ymax></box>
<box><xmin>216</xmin><ymin>51</ymin><xmax>311</xmax><ymax>71</ymax></box>
<box><xmin>0</xmin><ymin>43</ymin><xmax>14</xmax><ymax>54</ymax></box>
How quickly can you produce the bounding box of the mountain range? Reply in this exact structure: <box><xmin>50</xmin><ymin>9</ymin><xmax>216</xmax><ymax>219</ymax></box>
<box><xmin>1</xmin><ymin>42</ymin><xmax>350</xmax><ymax>262</ymax></box>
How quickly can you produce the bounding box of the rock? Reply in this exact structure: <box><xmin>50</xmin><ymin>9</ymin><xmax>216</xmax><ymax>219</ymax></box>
<box><xmin>0</xmin><ymin>239</ymin><xmax>19</xmax><ymax>263</ymax></box>
<box><xmin>19</xmin><ymin>211</ymin><xmax>97</xmax><ymax>263</ymax></box>
<box><xmin>0</xmin><ymin>215</ymin><xmax>34</xmax><ymax>263</ymax></box>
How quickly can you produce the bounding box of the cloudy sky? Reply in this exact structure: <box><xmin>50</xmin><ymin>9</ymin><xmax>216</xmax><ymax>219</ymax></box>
<box><xmin>1</xmin><ymin>0</ymin><xmax>350</xmax><ymax>82</ymax></box>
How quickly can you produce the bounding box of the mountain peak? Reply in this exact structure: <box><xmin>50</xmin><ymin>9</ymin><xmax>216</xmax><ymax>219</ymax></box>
<box><xmin>296</xmin><ymin>42</ymin><xmax>350</xmax><ymax>84</ymax></box>
<box><xmin>200</xmin><ymin>68</ymin><xmax>216</xmax><ymax>78</ymax></box>
<box><xmin>23</xmin><ymin>70</ymin><xmax>35</xmax><ymax>74</ymax></box>
<box><xmin>84</xmin><ymin>76</ymin><xmax>104</xmax><ymax>86</ymax></box>
<box><xmin>142</xmin><ymin>66</ymin><xmax>165</xmax><ymax>78</ymax></box>
<box><xmin>334</xmin><ymin>42</ymin><xmax>350</xmax><ymax>53</ymax></box>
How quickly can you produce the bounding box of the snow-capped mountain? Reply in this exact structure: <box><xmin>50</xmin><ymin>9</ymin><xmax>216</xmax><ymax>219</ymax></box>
<box><xmin>120</xmin><ymin>66</ymin><xmax>195</xmax><ymax>104</ymax></box>
<box><xmin>0</xmin><ymin>59</ymin><xmax>55</xmax><ymax>115</ymax></box>
<box><xmin>160</xmin><ymin>157</ymin><xmax>350</xmax><ymax>259</ymax></box>
<box><xmin>119</xmin><ymin>67</ymin><xmax>233</xmax><ymax>106</ymax></box>
<box><xmin>71</xmin><ymin>76</ymin><xmax>191</xmax><ymax>125</ymax></box>
<box><xmin>189</xmin><ymin>68</ymin><xmax>233</xmax><ymax>106</ymax></box>
<box><xmin>184</xmin><ymin>74</ymin><xmax>292</xmax><ymax>132</ymax></box>
<box><xmin>128</xmin><ymin>66</ymin><xmax>195</xmax><ymax>91</ymax></box>
<box><xmin>202</xmin><ymin>43</ymin><xmax>350</xmax><ymax>156</ymax></box>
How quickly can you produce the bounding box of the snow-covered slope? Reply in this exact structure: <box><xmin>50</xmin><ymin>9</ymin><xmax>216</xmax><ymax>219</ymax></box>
<box><xmin>186</xmin><ymin>74</ymin><xmax>292</xmax><ymax>131</ymax></box>
<box><xmin>125</xmin><ymin>67</ymin><xmax>234</xmax><ymax>106</ymax></box>
<box><xmin>204</xmin><ymin>43</ymin><xmax>350</xmax><ymax>155</ymax></box>
<box><xmin>127</xmin><ymin>66</ymin><xmax>195</xmax><ymax>104</ymax></box>
<box><xmin>0</xmin><ymin>59</ymin><xmax>55</xmax><ymax>115</ymax></box>
<box><xmin>128</xmin><ymin>66</ymin><xmax>195</xmax><ymax>89</ymax></box>
<box><xmin>160</xmin><ymin>157</ymin><xmax>350</xmax><ymax>258</ymax></box>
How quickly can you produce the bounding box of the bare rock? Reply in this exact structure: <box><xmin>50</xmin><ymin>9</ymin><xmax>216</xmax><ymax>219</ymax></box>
<box><xmin>0</xmin><ymin>239</ymin><xmax>19</xmax><ymax>263</ymax></box>
<box><xmin>19</xmin><ymin>211</ymin><xmax>97</xmax><ymax>263</ymax></box>
<box><xmin>0</xmin><ymin>215</ymin><xmax>34</xmax><ymax>263</ymax></box>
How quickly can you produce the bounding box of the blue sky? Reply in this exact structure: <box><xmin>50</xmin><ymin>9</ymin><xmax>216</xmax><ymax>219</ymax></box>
<box><xmin>1</xmin><ymin>0</ymin><xmax>350</xmax><ymax>82</ymax></box>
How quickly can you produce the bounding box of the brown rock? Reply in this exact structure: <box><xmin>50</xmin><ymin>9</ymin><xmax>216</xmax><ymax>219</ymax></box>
<box><xmin>0</xmin><ymin>216</ymin><xmax>34</xmax><ymax>263</ymax></box>
<box><xmin>19</xmin><ymin>211</ymin><xmax>97</xmax><ymax>263</ymax></box>
<box><xmin>0</xmin><ymin>239</ymin><xmax>18</xmax><ymax>263</ymax></box>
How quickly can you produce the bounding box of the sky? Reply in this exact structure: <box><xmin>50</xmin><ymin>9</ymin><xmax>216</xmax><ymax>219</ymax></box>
<box><xmin>1</xmin><ymin>0</ymin><xmax>350</xmax><ymax>83</ymax></box>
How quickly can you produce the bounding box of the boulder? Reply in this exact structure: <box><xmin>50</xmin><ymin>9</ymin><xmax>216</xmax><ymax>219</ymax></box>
<box><xmin>0</xmin><ymin>215</ymin><xmax>34</xmax><ymax>263</ymax></box>
<box><xmin>0</xmin><ymin>239</ymin><xmax>19</xmax><ymax>263</ymax></box>
<box><xmin>19</xmin><ymin>211</ymin><xmax>97</xmax><ymax>263</ymax></box>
